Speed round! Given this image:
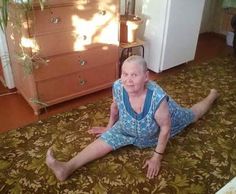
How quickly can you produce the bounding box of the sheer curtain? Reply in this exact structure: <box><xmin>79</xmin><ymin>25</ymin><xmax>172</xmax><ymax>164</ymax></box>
<box><xmin>222</xmin><ymin>0</ymin><xmax>236</xmax><ymax>8</ymax></box>
<box><xmin>0</xmin><ymin>30</ymin><xmax>15</xmax><ymax>89</ymax></box>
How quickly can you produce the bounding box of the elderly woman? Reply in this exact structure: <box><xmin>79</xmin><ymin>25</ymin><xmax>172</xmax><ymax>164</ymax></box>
<box><xmin>46</xmin><ymin>55</ymin><xmax>219</xmax><ymax>181</ymax></box>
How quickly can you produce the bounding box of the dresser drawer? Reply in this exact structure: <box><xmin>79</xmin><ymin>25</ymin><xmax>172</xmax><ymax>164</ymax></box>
<box><xmin>38</xmin><ymin>0</ymin><xmax>88</xmax><ymax>6</ymax></box>
<box><xmin>29</xmin><ymin>1</ymin><xmax>119</xmax><ymax>36</ymax></box>
<box><xmin>33</xmin><ymin>0</ymin><xmax>118</xmax><ymax>7</ymax></box>
<box><xmin>33</xmin><ymin>30</ymin><xmax>88</xmax><ymax>56</ymax></box>
<box><xmin>36</xmin><ymin>63</ymin><xmax>116</xmax><ymax>102</ymax></box>
<box><xmin>34</xmin><ymin>45</ymin><xmax>118</xmax><ymax>81</ymax></box>
<box><xmin>33</xmin><ymin>27</ymin><xmax>119</xmax><ymax>57</ymax></box>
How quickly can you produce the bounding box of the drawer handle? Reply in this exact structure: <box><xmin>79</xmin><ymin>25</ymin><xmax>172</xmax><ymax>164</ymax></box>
<box><xmin>79</xmin><ymin>79</ymin><xmax>86</xmax><ymax>86</ymax></box>
<box><xmin>99</xmin><ymin>10</ymin><xmax>106</xmax><ymax>16</ymax></box>
<box><xmin>79</xmin><ymin>59</ymin><xmax>87</xmax><ymax>66</ymax></box>
<box><xmin>75</xmin><ymin>34</ymin><xmax>87</xmax><ymax>40</ymax></box>
<box><xmin>81</xmin><ymin>35</ymin><xmax>87</xmax><ymax>40</ymax></box>
<box><xmin>50</xmin><ymin>17</ymin><xmax>61</xmax><ymax>24</ymax></box>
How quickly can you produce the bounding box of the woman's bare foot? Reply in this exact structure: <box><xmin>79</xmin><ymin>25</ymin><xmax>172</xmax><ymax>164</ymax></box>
<box><xmin>191</xmin><ymin>89</ymin><xmax>220</xmax><ymax>122</ymax></box>
<box><xmin>209</xmin><ymin>89</ymin><xmax>220</xmax><ymax>101</ymax></box>
<box><xmin>46</xmin><ymin>148</ymin><xmax>69</xmax><ymax>181</ymax></box>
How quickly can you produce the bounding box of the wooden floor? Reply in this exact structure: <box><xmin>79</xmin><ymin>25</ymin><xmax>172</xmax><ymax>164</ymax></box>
<box><xmin>0</xmin><ymin>33</ymin><xmax>233</xmax><ymax>132</ymax></box>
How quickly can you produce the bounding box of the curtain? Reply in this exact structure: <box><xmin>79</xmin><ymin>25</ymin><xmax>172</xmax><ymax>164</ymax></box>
<box><xmin>222</xmin><ymin>0</ymin><xmax>236</xmax><ymax>8</ymax></box>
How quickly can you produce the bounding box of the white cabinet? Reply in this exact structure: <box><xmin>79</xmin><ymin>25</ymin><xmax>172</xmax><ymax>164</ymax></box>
<box><xmin>136</xmin><ymin>0</ymin><xmax>205</xmax><ymax>73</ymax></box>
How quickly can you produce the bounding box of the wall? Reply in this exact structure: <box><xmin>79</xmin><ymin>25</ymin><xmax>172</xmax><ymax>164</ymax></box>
<box><xmin>200</xmin><ymin>0</ymin><xmax>216</xmax><ymax>33</ymax></box>
<box><xmin>200</xmin><ymin>0</ymin><xmax>233</xmax><ymax>34</ymax></box>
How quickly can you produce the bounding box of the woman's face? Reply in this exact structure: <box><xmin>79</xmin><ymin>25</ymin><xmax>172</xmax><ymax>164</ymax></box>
<box><xmin>121</xmin><ymin>62</ymin><xmax>148</xmax><ymax>94</ymax></box>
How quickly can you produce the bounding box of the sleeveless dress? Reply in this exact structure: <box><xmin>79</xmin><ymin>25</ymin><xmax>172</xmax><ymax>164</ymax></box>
<box><xmin>100</xmin><ymin>80</ymin><xmax>194</xmax><ymax>150</ymax></box>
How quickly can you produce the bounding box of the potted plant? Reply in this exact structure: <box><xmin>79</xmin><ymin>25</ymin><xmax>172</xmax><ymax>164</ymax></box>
<box><xmin>0</xmin><ymin>0</ymin><xmax>48</xmax><ymax>109</ymax></box>
<box><xmin>0</xmin><ymin>0</ymin><xmax>45</xmax><ymax>31</ymax></box>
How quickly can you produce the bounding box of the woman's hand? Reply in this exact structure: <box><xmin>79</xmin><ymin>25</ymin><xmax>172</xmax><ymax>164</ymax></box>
<box><xmin>142</xmin><ymin>155</ymin><xmax>162</xmax><ymax>179</ymax></box>
<box><xmin>88</xmin><ymin>127</ymin><xmax>108</xmax><ymax>137</ymax></box>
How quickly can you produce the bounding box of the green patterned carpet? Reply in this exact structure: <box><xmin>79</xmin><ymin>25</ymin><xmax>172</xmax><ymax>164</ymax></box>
<box><xmin>0</xmin><ymin>56</ymin><xmax>236</xmax><ymax>194</ymax></box>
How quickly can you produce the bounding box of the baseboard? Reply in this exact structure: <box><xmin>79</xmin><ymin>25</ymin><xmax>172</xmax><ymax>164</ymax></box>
<box><xmin>200</xmin><ymin>32</ymin><xmax>226</xmax><ymax>40</ymax></box>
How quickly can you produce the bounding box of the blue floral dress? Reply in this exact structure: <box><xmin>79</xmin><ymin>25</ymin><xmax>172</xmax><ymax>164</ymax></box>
<box><xmin>100</xmin><ymin>80</ymin><xmax>194</xmax><ymax>150</ymax></box>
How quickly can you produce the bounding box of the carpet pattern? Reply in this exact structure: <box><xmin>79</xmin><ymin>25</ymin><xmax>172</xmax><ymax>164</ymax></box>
<box><xmin>0</xmin><ymin>56</ymin><xmax>235</xmax><ymax>194</ymax></box>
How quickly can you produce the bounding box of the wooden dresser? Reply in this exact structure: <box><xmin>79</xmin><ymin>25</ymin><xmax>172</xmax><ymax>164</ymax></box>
<box><xmin>6</xmin><ymin>0</ymin><xmax>119</xmax><ymax>115</ymax></box>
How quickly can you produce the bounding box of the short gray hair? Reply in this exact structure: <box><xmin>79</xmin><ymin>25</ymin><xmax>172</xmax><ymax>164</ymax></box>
<box><xmin>122</xmin><ymin>55</ymin><xmax>148</xmax><ymax>72</ymax></box>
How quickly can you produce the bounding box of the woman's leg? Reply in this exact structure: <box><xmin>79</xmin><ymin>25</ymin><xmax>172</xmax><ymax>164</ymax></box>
<box><xmin>190</xmin><ymin>89</ymin><xmax>219</xmax><ymax>122</ymax></box>
<box><xmin>46</xmin><ymin>139</ymin><xmax>113</xmax><ymax>181</ymax></box>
